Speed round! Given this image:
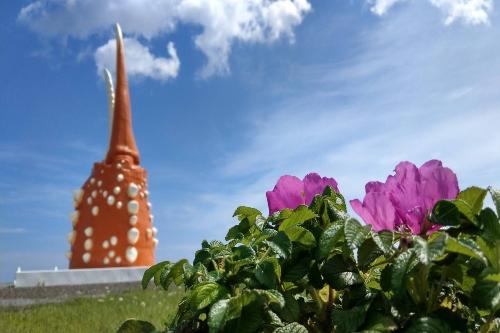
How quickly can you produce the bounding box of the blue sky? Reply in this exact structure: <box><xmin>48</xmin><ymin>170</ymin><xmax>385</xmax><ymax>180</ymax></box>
<box><xmin>1</xmin><ymin>0</ymin><xmax>499</xmax><ymax>282</ymax></box>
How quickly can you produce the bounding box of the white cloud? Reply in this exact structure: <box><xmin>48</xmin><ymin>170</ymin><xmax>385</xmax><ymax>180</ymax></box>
<box><xmin>161</xmin><ymin>0</ymin><xmax>500</xmax><ymax>243</ymax></box>
<box><xmin>94</xmin><ymin>38</ymin><xmax>180</xmax><ymax>81</ymax></box>
<box><xmin>370</xmin><ymin>0</ymin><xmax>407</xmax><ymax>15</ymax></box>
<box><xmin>19</xmin><ymin>0</ymin><xmax>312</xmax><ymax>78</ymax></box>
<box><xmin>370</xmin><ymin>0</ymin><xmax>493</xmax><ymax>25</ymax></box>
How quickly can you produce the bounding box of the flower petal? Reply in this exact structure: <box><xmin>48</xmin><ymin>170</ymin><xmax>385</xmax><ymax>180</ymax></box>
<box><xmin>350</xmin><ymin>192</ymin><xmax>398</xmax><ymax>232</ymax></box>
<box><xmin>303</xmin><ymin>173</ymin><xmax>339</xmax><ymax>205</ymax></box>
<box><xmin>419</xmin><ymin>159</ymin><xmax>459</xmax><ymax>209</ymax></box>
<box><xmin>266</xmin><ymin>175</ymin><xmax>305</xmax><ymax>214</ymax></box>
<box><xmin>365</xmin><ymin>181</ymin><xmax>386</xmax><ymax>193</ymax></box>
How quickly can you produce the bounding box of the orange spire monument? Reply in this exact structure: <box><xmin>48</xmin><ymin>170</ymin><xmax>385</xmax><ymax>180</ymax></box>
<box><xmin>68</xmin><ymin>24</ymin><xmax>157</xmax><ymax>269</ymax></box>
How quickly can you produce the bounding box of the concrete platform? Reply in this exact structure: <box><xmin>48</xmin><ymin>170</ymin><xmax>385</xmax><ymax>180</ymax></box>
<box><xmin>14</xmin><ymin>267</ymin><xmax>147</xmax><ymax>287</ymax></box>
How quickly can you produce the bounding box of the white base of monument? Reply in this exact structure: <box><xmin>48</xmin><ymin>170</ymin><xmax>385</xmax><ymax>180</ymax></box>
<box><xmin>14</xmin><ymin>267</ymin><xmax>148</xmax><ymax>287</ymax></box>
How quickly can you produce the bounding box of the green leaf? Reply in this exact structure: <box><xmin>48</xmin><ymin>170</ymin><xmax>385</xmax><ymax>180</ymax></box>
<box><xmin>208</xmin><ymin>292</ymin><xmax>259</xmax><ymax>333</ymax></box>
<box><xmin>273</xmin><ymin>322</ymin><xmax>309</xmax><ymax>333</ymax></box>
<box><xmin>255</xmin><ymin>289</ymin><xmax>285</xmax><ymax>307</ymax></box>
<box><xmin>272</xmin><ymin>292</ymin><xmax>300</xmax><ymax>322</ymax></box>
<box><xmin>457</xmin><ymin>186</ymin><xmax>488</xmax><ymax>215</ymax></box>
<box><xmin>413</xmin><ymin>234</ymin><xmax>446</xmax><ymax>265</ymax></box>
<box><xmin>445</xmin><ymin>237</ymin><xmax>487</xmax><ymax>264</ymax></box>
<box><xmin>117</xmin><ymin>320</ymin><xmax>156</xmax><ymax>333</ymax></box>
<box><xmin>431</xmin><ymin>200</ymin><xmax>461</xmax><ymax>226</ymax></box>
<box><xmin>331</xmin><ymin>303</ymin><xmax>370</xmax><ymax>333</ymax></box>
<box><xmin>344</xmin><ymin>218</ymin><xmax>371</xmax><ymax>252</ymax></box>
<box><xmin>479</xmin><ymin>207</ymin><xmax>500</xmax><ymax>243</ymax></box>
<box><xmin>404</xmin><ymin>317</ymin><xmax>451</xmax><ymax>333</ymax></box>
<box><xmin>233</xmin><ymin>206</ymin><xmax>262</xmax><ymax>218</ymax></box>
<box><xmin>266</xmin><ymin>310</ymin><xmax>284</xmax><ymax>327</ymax></box>
<box><xmin>282</xmin><ymin>257</ymin><xmax>310</xmax><ymax>281</ymax></box>
<box><xmin>208</xmin><ymin>299</ymin><xmax>230</xmax><ymax>333</ymax></box>
<box><xmin>232</xmin><ymin>245</ymin><xmax>256</xmax><ymax>260</ymax></box>
<box><xmin>358</xmin><ymin>238</ymin><xmax>384</xmax><ymax>269</ymax></box>
<box><xmin>160</xmin><ymin>259</ymin><xmax>189</xmax><ymax>288</ymax></box>
<box><xmin>225</xmin><ymin>300</ymin><xmax>265</xmax><ymax>333</ymax></box>
<box><xmin>321</xmin><ymin>254</ymin><xmax>363</xmax><ymax>289</ymax></box>
<box><xmin>475</xmin><ymin>236</ymin><xmax>499</xmax><ymax>269</ymax></box>
<box><xmin>142</xmin><ymin>261</ymin><xmax>170</xmax><ymax>289</ymax></box>
<box><xmin>255</xmin><ymin>258</ymin><xmax>281</xmax><ymax>289</ymax></box>
<box><xmin>426</xmin><ymin>232</ymin><xmax>448</xmax><ymax>261</ymax></box>
<box><xmin>317</xmin><ymin>222</ymin><xmax>344</xmax><ymax>260</ymax></box>
<box><xmin>226</xmin><ymin>225</ymin><xmax>244</xmax><ymax>241</ymax></box>
<box><xmin>371</xmin><ymin>230</ymin><xmax>396</xmax><ymax>254</ymax></box>
<box><xmin>453</xmin><ymin>199</ymin><xmax>479</xmax><ymax>225</ymax></box>
<box><xmin>283</xmin><ymin>226</ymin><xmax>316</xmax><ymax>248</ymax></box>
<box><xmin>193</xmin><ymin>249</ymin><xmax>211</xmax><ymax>266</ymax></box>
<box><xmin>266</xmin><ymin>232</ymin><xmax>292</xmax><ymax>259</ymax></box>
<box><xmin>253</xmin><ymin>228</ymin><xmax>278</xmax><ymax>245</ymax></box>
<box><xmin>209</xmin><ymin>290</ymin><xmax>282</xmax><ymax>333</ymax></box>
<box><xmin>279</xmin><ymin>206</ymin><xmax>317</xmax><ymax>231</ymax></box>
<box><xmin>489</xmin><ymin>188</ymin><xmax>500</xmax><ymax>217</ymax></box>
<box><xmin>472</xmin><ymin>274</ymin><xmax>500</xmax><ymax>311</ymax></box>
<box><xmin>190</xmin><ymin>282</ymin><xmax>229</xmax><ymax>310</ymax></box>
<box><xmin>390</xmin><ymin>250</ymin><xmax>416</xmax><ymax>300</ymax></box>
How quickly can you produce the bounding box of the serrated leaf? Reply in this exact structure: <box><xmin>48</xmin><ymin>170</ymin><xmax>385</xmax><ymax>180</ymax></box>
<box><xmin>256</xmin><ymin>258</ymin><xmax>281</xmax><ymax>289</ymax></box>
<box><xmin>266</xmin><ymin>310</ymin><xmax>284</xmax><ymax>327</ymax></box>
<box><xmin>475</xmin><ymin>236</ymin><xmax>499</xmax><ymax>269</ymax></box>
<box><xmin>190</xmin><ymin>282</ymin><xmax>229</xmax><ymax>310</ymax></box>
<box><xmin>117</xmin><ymin>319</ymin><xmax>156</xmax><ymax>333</ymax></box>
<box><xmin>358</xmin><ymin>238</ymin><xmax>384</xmax><ymax>268</ymax></box>
<box><xmin>371</xmin><ymin>230</ymin><xmax>395</xmax><ymax>254</ymax></box>
<box><xmin>445</xmin><ymin>237</ymin><xmax>487</xmax><ymax>264</ymax></box>
<box><xmin>273</xmin><ymin>322</ymin><xmax>309</xmax><ymax>333</ymax></box>
<box><xmin>266</xmin><ymin>231</ymin><xmax>292</xmax><ymax>259</ymax></box>
<box><xmin>279</xmin><ymin>206</ymin><xmax>317</xmax><ymax>231</ymax></box>
<box><xmin>431</xmin><ymin>200</ymin><xmax>461</xmax><ymax>226</ymax></box>
<box><xmin>321</xmin><ymin>254</ymin><xmax>363</xmax><ymax>289</ymax></box>
<box><xmin>254</xmin><ymin>228</ymin><xmax>278</xmax><ymax>244</ymax></box>
<box><xmin>413</xmin><ymin>234</ymin><xmax>446</xmax><ymax>265</ymax></box>
<box><xmin>283</xmin><ymin>225</ymin><xmax>316</xmax><ymax>247</ymax></box>
<box><xmin>479</xmin><ymin>207</ymin><xmax>500</xmax><ymax>244</ymax></box>
<box><xmin>390</xmin><ymin>250</ymin><xmax>415</xmax><ymax>300</ymax></box>
<box><xmin>317</xmin><ymin>222</ymin><xmax>344</xmax><ymax>260</ymax></box>
<box><xmin>344</xmin><ymin>218</ymin><xmax>371</xmax><ymax>252</ymax></box>
<box><xmin>160</xmin><ymin>259</ymin><xmax>189</xmax><ymax>289</ymax></box>
<box><xmin>232</xmin><ymin>245</ymin><xmax>256</xmax><ymax>260</ymax></box>
<box><xmin>255</xmin><ymin>289</ymin><xmax>285</xmax><ymax>307</ymax></box>
<box><xmin>489</xmin><ymin>188</ymin><xmax>500</xmax><ymax>217</ymax></box>
<box><xmin>233</xmin><ymin>206</ymin><xmax>262</xmax><ymax>218</ymax></box>
<box><xmin>457</xmin><ymin>186</ymin><xmax>488</xmax><ymax>215</ymax></box>
<box><xmin>226</xmin><ymin>225</ymin><xmax>244</xmax><ymax>241</ymax></box>
<box><xmin>453</xmin><ymin>199</ymin><xmax>478</xmax><ymax>225</ymax></box>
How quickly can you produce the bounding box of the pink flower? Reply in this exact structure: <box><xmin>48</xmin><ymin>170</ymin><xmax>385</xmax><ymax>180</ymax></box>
<box><xmin>266</xmin><ymin>173</ymin><xmax>339</xmax><ymax>215</ymax></box>
<box><xmin>350</xmin><ymin>160</ymin><xmax>459</xmax><ymax>234</ymax></box>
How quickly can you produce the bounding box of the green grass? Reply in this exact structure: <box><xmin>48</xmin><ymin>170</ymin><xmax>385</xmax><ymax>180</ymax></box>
<box><xmin>0</xmin><ymin>288</ymin><xmax>183</xmax><ymax>333</ymax></box>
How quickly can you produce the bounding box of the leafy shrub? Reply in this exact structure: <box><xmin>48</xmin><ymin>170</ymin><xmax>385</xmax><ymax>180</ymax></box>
<box><xmin>119</xmin><ymin>185</ymin><xmax>499</xmax><ymax>333</ymax></box>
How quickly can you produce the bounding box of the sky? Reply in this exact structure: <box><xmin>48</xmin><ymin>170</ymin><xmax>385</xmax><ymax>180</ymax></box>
<box><xmin>0</xmin><ymin>0</ymin><xmax>499</xmax><ymax>282</ymax></box>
